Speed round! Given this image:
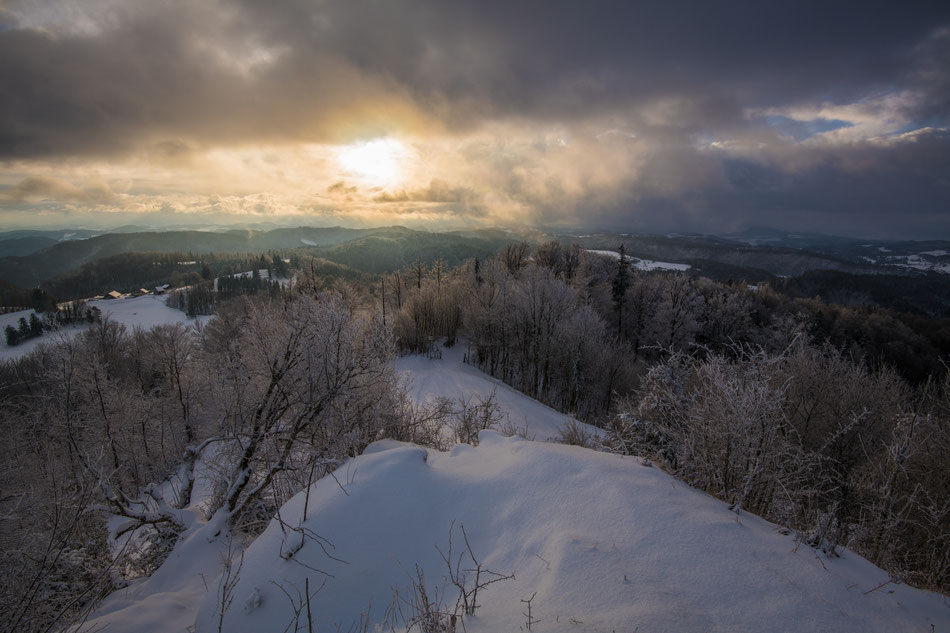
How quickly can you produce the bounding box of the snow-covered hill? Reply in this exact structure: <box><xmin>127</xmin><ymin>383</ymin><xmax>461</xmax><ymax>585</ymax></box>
<box><xmin>79</xmin><ymin>352</ymin><xmax>950</xmax><ymax>633</ymax></box>
<box><xmin>193</xmin><ymin>432</ymin><xmax>949</xmax><ymax>633</ymax></box>
<box><xmin>588</xmin><ymin>249</ymin><xmax>691</xmax><ymax>271</ymax></box>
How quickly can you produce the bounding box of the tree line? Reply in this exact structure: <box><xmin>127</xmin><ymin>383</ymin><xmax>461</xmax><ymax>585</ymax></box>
<box><xmin>382</xmin><ymin>241</ymin><xmax>950</xmax><ymax>592</ymax></box>
<box><xmin>1</xmin><ymin>241</ymin><xmax>948</xmax><ymax>632</ymax></box>
<box><xmin>35</xmin><ymin>251</ymin><xmax>304</xmax><ymax>303</ymax></box>
<box><xmin>0</xmin><ymin>280</ymin><xmax>402</xmax><ymax>632</ymax></box>
<box><xmin>4</xmin><ymin>301</ymin><xmax>102</xmax><ymax>346</ymax></box>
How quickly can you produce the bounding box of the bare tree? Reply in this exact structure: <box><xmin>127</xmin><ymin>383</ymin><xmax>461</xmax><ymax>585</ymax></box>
<box><xmin>199</xmin><ymin>292</ymin><xmax>395</xmax><ymax>531</ymax></box>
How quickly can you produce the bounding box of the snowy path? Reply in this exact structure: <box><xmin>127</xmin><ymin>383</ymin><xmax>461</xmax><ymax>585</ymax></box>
<box><xmin>396</xmin><ymin>343</ymin><xmax>602</xmax><ymax>442</ymax></box>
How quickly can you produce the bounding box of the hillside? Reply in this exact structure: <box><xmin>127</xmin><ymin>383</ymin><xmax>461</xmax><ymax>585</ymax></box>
<box><xmin>0</xmin><ymin>236</ymin><xmax>58</xmax><ymax>257</ymax></box>
<box><xmin>0</xmin><ymin>295</ymin><xmax>197</xmax><ymax>361</ymax></box>
<box><xmin>79</xmin><ymin>350</ymin><xmax>950</xmax><ymax>633</ymax></box>
<box><xmin>6</xmin><ymin>224</ymin><xmax>948</xmax><ymax>302</ymax></box>
<box><xmin>557</xmin><ymin>232</ymin><xmax>882</xmax><ymax>279</ymax></box>
<box><xmin>0</xmin><ymin>227</ymin><xmax>381</xmax><ymax>287</ymax></box>
<box><xmin>0</xmin><ymin>226</ymin><xmax>513</xmax><ymax>289</ymax></box>
<box><xmin>319</xmin><ymin>229</ymin><xmax>513</xmax><ymax>273</ymax></box>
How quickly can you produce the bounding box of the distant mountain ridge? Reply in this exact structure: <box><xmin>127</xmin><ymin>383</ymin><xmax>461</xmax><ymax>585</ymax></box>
<box><xmin>3</xmin><ymin>223</ymin><xmax>950</xmax><ymax>292</ymax></box>
<box><xmin>0</xmin><ymin>226</ymin><xmax>514</xmax><ymax>289</ymax></box>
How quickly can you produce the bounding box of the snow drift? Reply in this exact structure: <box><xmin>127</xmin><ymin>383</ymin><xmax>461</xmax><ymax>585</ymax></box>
<box><xmin>194</xmin><ymin>431</ymin><xmax>949</xmax><ymax>633</ymax></box>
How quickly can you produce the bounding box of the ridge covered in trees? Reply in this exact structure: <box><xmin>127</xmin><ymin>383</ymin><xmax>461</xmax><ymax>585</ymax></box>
<box><xmin>1</xmin><ymin>240</ymin><xmax>948</xmax><ymax>632</ymax></box>
<box><xmin>385</xmin><ymin>241</ymin><xmax>950</xmax><ymax>592</ymax></box>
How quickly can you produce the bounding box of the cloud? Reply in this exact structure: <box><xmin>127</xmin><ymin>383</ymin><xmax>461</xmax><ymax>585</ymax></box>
<box><xmin>1</xmin><ymin>1</ymin><xmax>946</xmax><ymax>159</ymax></box>
<box><xmin>0</xmin><ymin>1</ymin><xmax>948</xmax><ymax>236</ymax></box>
<box><xmin>0</xmin><ymin>2</ymin><xmax>435</xmax><ymax>159</ymax></box>
<box><xmin>604</xmin><ymin>128</ymin><xmax>950</xmax><ymax>238</ymax></box>
<box><xmin>326</xmin><ymin>181</ymin><xmax>358</xmax><ymax>200</ymax></box>
<box><xmin>373</xmin><ymin>179</ymin><xmax>476</xmax><ymax>204</ymax></box>
<box><xmin>1</xmin><ymin>175</ymin><xmax>119</xmax><ymax>205</ymax></box>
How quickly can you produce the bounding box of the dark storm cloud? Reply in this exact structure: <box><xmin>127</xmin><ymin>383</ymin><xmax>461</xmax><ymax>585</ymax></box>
<box><xmin>239</xmin><ymin>2</ymin><xmax>929</xmax><ymax>103</ymax></box>
<box><xmin>2</xmin><ymin>0</ymin><xmax>947</xmax><ymax>157</ymax></box>
<box><xmin>1</xmin><ymin>0</ymin><xmax>949</xmax><ymax>236</ymax></box>
<box><xmin>0</xmin><ymin>1</ymin><xmax>429</xmax><ymax>158</ymax></box>
<box><xmin>566</xmin><ymin>129</ymin><xmax>950</xmax><ymax>239</ymax></box>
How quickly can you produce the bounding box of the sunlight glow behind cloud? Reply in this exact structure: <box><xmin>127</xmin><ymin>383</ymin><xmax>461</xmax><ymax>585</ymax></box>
<box><xmin>336</xmin><ymin>139</ymin><xmax>411</xmax><ymax>187</ymax></box>
<box><xmin>0</xmin><ymin>1</ymin><xmax>948</xmax><ymax>237</ymax></box>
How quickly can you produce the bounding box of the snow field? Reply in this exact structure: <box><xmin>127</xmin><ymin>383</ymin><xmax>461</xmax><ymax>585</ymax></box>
<box><xmin>587</xmin><ymin>249</ymin><xmax>691</xmax><ymax>271</ymax></box>
<box><xmin>0</xmin><ymin>294</ymin><xmax>197</xmax><ymax>361</ymax></box>
<box><xmin>76</xmin><ymin>349</ymin><xmax>950</xmax><ymax>633</ymax></box>
<box><xmin>197</xmin><ymin>431</ymin><xmax>950</xmax><ymax>633</ymax></box>
<box><xmin>395</xmin><ymin>343</ymin><xmax>603</xmax><ymax>442</ymax></box>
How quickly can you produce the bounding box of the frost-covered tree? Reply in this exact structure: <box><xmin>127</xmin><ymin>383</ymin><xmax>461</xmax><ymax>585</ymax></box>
<box><xmin>199</xmin><ymin>292</ymin><xmax>396</xmax><ymax>531</ymax></box>
<box><xmin>463</xmin><ymin>257</ymin><xmax>514</xmax><ymax>379</ymax></box>
<box><xmin>651</xmin><ymin>274</ymin><xmax>704</xmax><ymax>350</ymax></box>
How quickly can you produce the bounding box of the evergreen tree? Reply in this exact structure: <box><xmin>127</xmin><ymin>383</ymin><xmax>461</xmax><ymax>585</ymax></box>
<box><xmin>272</xmin><ymin>254</ymin><xmax>289</xmax><ymax>278</ymax></box>
<box><xmin>17</xmin><ymin>317</ymin><xmax>30</xmax><ymax>340</ymax></box>
<box><xmin>612</xmin><ymin>244</ymin><xmax>630</xmax><ymax>335</ymax></box>
<box><xmin>31</xmin><ymin>287</ymin><xmax>54</xmax><ymax>312</ymax></box>
<box><xmin>5</xmin><ymin>325</ymin><xmax>18</xmax><ymax>346</ymax></box>
<box><xmin>29</xmin><ymin>313</ymin><xmax>43</xmax><ymax>337</ymax></box>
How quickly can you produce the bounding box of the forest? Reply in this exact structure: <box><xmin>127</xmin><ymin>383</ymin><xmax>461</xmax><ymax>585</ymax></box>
<box><xmin>368</xmin><ymin>241</ymin><xmax>950</xmax><ymax>594</ymax></box>
<box><xmin>0</xmin><ymin>241</ymin><xmax>948</xmax><ymax>632</ymax></box>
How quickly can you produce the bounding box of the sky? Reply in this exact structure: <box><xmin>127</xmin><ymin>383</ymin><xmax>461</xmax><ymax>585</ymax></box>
<box><xmin>0</xmin><ymin>0</ymin><xmax>948</xmax><ymax>238</ymax></box>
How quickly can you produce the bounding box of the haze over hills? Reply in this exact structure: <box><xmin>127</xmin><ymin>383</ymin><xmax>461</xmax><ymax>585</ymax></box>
<box><xmin>3</xmin><ymin>223</ymin><xmax>950</xmax><ymax>304</ymax></box>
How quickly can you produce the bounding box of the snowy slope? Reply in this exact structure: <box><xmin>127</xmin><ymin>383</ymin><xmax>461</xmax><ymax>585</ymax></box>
<box><xmin>89</xmin><ymin>294</ymin><xmax>201</xmax><ymax>330</ymax></box>
<box><xmin>396</xmin><ymin>344</ymin><xmax>599</xmax><ymax>441</ymax></box>
<box><xmin>0</xmin><ymin>295</ymin><xmax>197</xmax><ymax>362</ymax></box>
<box><xmin>588</xmin><ymin>249</ymin><xmax>691</xmax><ymax>271</ymax></box>
<box><xmin>195</xmin><ymin>433</ymin><xmax>950</xmax><ymax>633</ymax></box>
<box><xmin>77</xmin><ymin>452</ymin><xmax>231</xmax><ymax>633</ymax></box>
<box><xmin>79</xmin><ymin>352</ymin><xmax>950</xmax><ymax>633</ymax></box>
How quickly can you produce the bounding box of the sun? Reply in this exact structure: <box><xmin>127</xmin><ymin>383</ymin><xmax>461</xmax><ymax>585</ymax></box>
<box><xmin>336</xmin><ymin>138</ymin><xmax>408</xmax><ymax>186</ymax></box>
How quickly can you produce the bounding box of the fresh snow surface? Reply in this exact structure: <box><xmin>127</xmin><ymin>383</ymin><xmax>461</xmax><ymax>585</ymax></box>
<box><xmin>194</xmin><ymin>432</ymin><xmax>950</xmax><ymax>633</ymax></box>
<box><xmin>0</xmin><ymin>295</ymin><xmax>197</xmax><ymax>362</ymax></box>
<box><xmin>396</xmin><ymin>343</ymin><xmax>600</xmax><ymax>442</ymax></box>
<box><xmin>887</xmin><ymin>255</ymin><xmax>950</xmax><ymax>274</ymax></box>
<box><xmin>79</xmin><ymin>352</ymin><xmax>950</xmax><ymax>633</ymax></box>
<box><xmin>921</xmin><ymin>250</ymin><xmax>949</xmax><ymax>257</ymax></box>
<box><xmin>214</xmin><ymin>268</ymin><xmax>292</xmax><ymax>290</ymax></box>
<box><xmin>89</xmin><ymin>294</ymin><xmax>199</xmax><ymax>330</ymax></box>
<box><xmin>588</xmin><ymin>249</ymin><xmax>691</xmax><ymax>271</ymax></box>
<box><xmin>79</xmin><ymin>450</ymin><xmax>232</xmax><ymax>633</ymax></box>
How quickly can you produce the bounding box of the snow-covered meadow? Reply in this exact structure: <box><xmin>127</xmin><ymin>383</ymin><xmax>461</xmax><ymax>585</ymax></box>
<box><xmin>587</xmin><ymin>249</ymin><xmax>692</xmax><ymax>271</ymax></box>
<box><xmin>0</xmin><ymin>295</ymin><xmax>197</xmax><ymax>362</ymax></box>
<box><xmin>194</xmin><ymin>432</ymin><xmax>949</xmax><ymax>633</ymax></box>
